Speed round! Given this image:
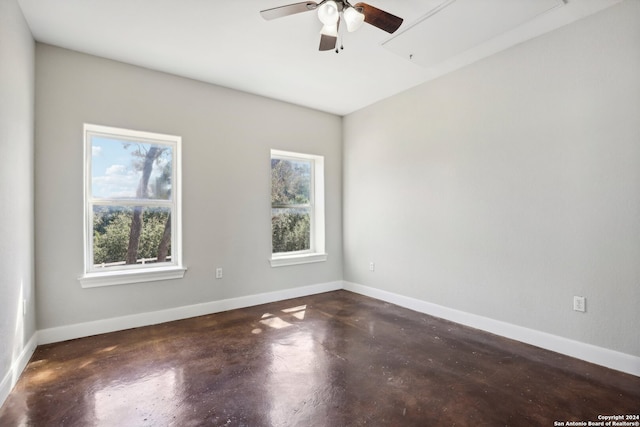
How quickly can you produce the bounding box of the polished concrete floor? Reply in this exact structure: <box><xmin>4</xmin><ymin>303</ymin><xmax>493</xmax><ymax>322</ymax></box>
<box><xmin>1</xmin><ymin>290</ymin><xmax>638</xmax><ymax>426</ymax></box>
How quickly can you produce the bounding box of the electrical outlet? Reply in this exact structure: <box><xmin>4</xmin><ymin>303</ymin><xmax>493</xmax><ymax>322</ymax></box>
<box><xmin>573</xmin><ymin>296</ymin><xmax>586</xmax><ymax>312</ymax></box>
<box><xmin>215</xmin><ymin>267</ymin><xmax>223</xmax><ymax>279</ymax></box>
<box><xmin>369</xmin><ymin>262</ymin><xmax>375</xmax><ymax>272</ymax></box>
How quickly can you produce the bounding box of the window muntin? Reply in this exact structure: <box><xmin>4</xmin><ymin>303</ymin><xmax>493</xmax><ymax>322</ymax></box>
<box><xmin>270</xmin><ymin>150</ymin><xmax>326</xmax><ymax>266</ymax></box>
<box><xmin>83</xmin><ymin>124</ymin><xmax>183</xmax><ymax>283</ymax></box>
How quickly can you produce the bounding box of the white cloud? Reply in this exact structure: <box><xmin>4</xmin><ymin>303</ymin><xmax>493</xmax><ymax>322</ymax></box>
<box><xmin>92</xmin><ymin>146</ymin><xmax>102</xmax><ymax>157</ymax></box>
<box><xmin>93</xmin><ymin>161</ymin><xmax>170</xmax><ymax>199</ymax></box>
<box><xmin>105</xmin><ymin>164</ymin><xmax>127</xmax><ymax>176</ymax></box>
<box><xmin>93</xmin><ymin>165</ymin><xmax>140</xmax><ymax>198</ymax></box>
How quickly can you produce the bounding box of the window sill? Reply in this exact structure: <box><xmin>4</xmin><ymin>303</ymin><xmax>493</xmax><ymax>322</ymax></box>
<box><xmin>79</xmin><ymin>266</ymin><xmax>187</xmax><ymax>288</ymax></box>
<box><xmin>269</xmin><ymin>253</ymin><xmax>327</xmax><ymax>268</ymax></box>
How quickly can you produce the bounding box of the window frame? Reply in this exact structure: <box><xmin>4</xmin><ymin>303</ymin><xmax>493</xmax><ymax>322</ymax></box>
<box><xmin>80</xmin><ymin>124</ymin><xmax>186</xmax><ymax>288</ymax></box>
<box><xmin>270</xmin><ymin>149</ymin><xmax>327</xmax><ymax>267</ymax></box>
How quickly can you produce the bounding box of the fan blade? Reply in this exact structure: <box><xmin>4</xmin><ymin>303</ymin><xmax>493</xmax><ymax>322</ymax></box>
<box><xmin>319</xmin><ymin>34</ymin><xmax>337</xmax><ymax>51</ymax></box>
<box><xmin>319</xmin><ymin>17</ymin><xmax>339</xmax><ymax>52</ymax></box>
<box><xmin>354</xmin><ymin>2</ymin><xmax>403</xmax><ymax>33</ymax></box>
<box><xmin>260</xmin><ymin>1</ymin><xmax>318</xmax><ymax>20</ymax></box>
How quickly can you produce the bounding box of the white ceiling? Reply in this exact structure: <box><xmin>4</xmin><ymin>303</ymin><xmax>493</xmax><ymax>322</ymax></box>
<box><xmin>18</xmin><ymin>0</ymin><xmax>622</xmax><ymax>115</ymax></box>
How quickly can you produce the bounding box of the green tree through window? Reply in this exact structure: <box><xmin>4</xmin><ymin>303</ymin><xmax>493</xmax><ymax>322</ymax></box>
<box><xmin>271</xmin><ymin>156</ymin><xmax>312</xmax><ymax>253</ymax></box>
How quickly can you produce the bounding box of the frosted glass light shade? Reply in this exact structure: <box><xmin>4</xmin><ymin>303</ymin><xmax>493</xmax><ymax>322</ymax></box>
<box><xmin>343</xmin><ymin>6</ymin><xmax>365</xmax><ymax>32</ymax></box>
<box><xmin>318</xmin><ymin>1</ymin><xmax>339</xmax><ymax>25</ymax></box>
<box><xmin>320</xmin><ymin>24</ymin><xmax>338</xmax><ymax>37</ymax></box>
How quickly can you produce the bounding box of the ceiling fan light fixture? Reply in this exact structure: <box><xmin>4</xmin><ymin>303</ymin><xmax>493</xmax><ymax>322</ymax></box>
<box><xmin>343</xmin><ymin>6</ymin><xmax>365</xmax><ymax>32</ymax></box>
<box><xmin>318</xmin><ymin>0</ymin><xmax>340</xmax><ymax>25</ymax></box>
<box><xmin>320</xmin><ymin>23</ymin><xmax>339</xmax><ymax>37</ymax></box>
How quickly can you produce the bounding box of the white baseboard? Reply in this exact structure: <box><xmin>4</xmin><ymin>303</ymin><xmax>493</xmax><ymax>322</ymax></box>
<box><xmin>343</xmin><ymin>281</ymin><xmax>640</xmax><ymax>377</ymax></box>
<box><xmin>38</xmin><ymin>281</ymin><xmax>343</xmax><ymax>345</ymax></box>
<box><xmin>0</xmin><ymin>333</ymin><xmax>37</xmax><ymax>408</ymax></box>
<box><xmin>31</xmin><ymin>280</ymin><xmax>640</xmax><ymax>378</ymax></box>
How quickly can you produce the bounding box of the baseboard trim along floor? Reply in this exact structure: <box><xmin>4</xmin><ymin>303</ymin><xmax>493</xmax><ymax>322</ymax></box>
<box><xmin>31</xmin><ymin>279</ymin><xmax>640</xmax><ymax>377</ymax></box>
<box><xmin>0</xmin><ymin>333</ymin><xmax>37</xmax><ymax>408</ymax></box>
<box><xmin>3</xmin><ymin>290</ymin><xmax>638</xmax><ymax>425</ymax></box>
<box><xmin>2</xmin><ymin>280</ymin><xmax>639</xmax><ymax>411</ymax></box>
<box><xmin>37</xmin><ymin>281</ymin><xmax>344</xmax><ymax>345</ymax></box>
<box><xmin>343</xmin><ymin>281</ymin><xmax>640</xmax><ymax>377</ymax></box>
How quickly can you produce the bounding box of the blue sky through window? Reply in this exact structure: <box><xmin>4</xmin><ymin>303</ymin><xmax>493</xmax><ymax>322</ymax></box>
<box><xmin>91</xmin><ymin>136</ymin><xmax>171</xmax><ymax>199</ymax></box>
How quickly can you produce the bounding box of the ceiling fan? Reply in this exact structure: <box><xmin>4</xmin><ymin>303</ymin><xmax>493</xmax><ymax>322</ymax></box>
<box><xmin>260</xmin><ymin>0</ymin><xmax>403</xmax><ymax>52</ymax></box>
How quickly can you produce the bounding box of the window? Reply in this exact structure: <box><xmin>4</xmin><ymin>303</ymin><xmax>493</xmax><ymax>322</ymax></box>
<box><xmin>270</xmin><ymin>149</ymin><xmax>326</xmax><ymax>267</ymax></box>
<box><xmin>80</xmin><ymin>124</ymin><xmax>185</xmax><ymax>287</ymax></box>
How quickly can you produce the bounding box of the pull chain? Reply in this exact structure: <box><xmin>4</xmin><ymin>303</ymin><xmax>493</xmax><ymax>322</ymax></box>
<box><xmin>336</xmin><ymin>16</ymin><xmax>344</xmax><ymax>53</ymax></box>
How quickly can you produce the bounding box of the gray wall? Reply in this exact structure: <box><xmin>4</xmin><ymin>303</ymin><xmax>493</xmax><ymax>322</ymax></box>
<box><xmin>14</xmin><ymin>0</ymin><xmax>640</xmax><ymax>363</ymax></box>
<box><xmin>343</xmin><ymin>1</ymin><xmax>640</xmax><ymax>357</ymax></box>
<box><xmin>0</xmin><ymin>0</ymin><xmax>36</xmax><ymax>386</ymax></box>
<box><xmin>35</xmin><ymin>44</ymin><xmax>342</xmax><ymax>330</ymax></box>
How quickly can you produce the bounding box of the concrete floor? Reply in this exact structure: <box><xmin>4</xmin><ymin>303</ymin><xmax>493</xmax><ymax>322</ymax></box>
<box><xmin>1</xmin><ymin>290</ymin><xmax>638</xmax><ymax>426</ymax></box>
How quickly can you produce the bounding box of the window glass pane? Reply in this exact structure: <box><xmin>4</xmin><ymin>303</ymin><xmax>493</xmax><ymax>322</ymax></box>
<box><xmin>271</xmin><ymin>158</ymin><xmax>311</xmax><ymax>206</ymax></box>
<box><xmin>93</xmin><ymin>205</ymin><xmax>172</xmax><ymax>268</ymax></box>
<box><xmin>272</xmin><ymin>207</ymin><xmax>310</xmax><ymax>253</ymax></box>
<box><xmin>91</xmin><ymin>136</ymin><xmax>173</xmax><ymax>200</ymax></box>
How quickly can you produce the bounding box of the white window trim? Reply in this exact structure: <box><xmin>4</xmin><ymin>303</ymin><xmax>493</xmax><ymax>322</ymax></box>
<box><xmin>270</xmin><ymin>252</ymin><xmax>328</xmax><ymax>267</ymax></box>
<box><xmin>79</xmin><ymin>266</ymin><xmax>186</xmax><ymax>288</ymax></box>
<box><xmin>270</xmin><ymin>149</ymin><xmax>326</xmax><ymax>267</ymax></box>
<box><xmin>80</xmin><ymin>124</ymin><xmax>186</xmax><ymax>287</ymax></box>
